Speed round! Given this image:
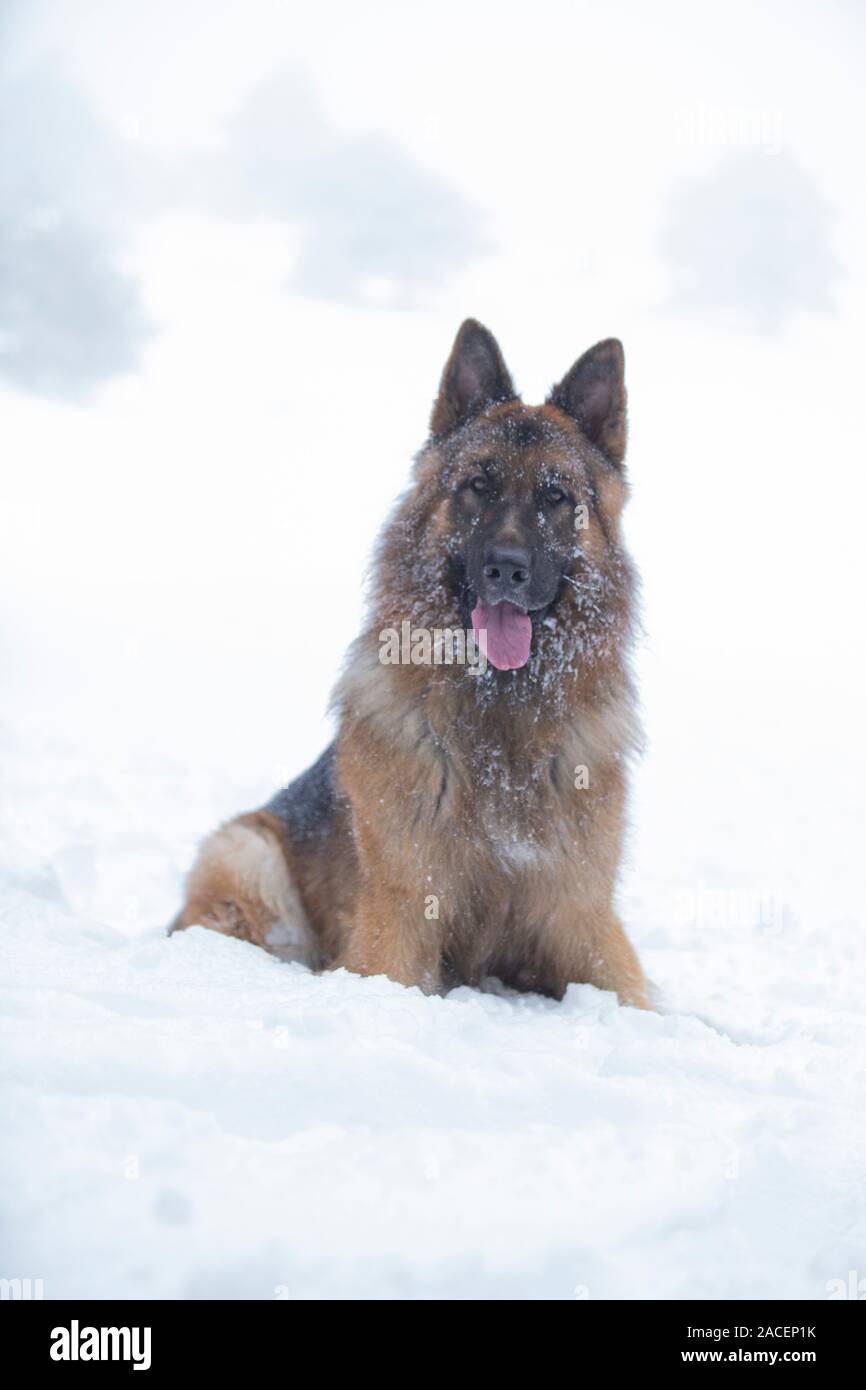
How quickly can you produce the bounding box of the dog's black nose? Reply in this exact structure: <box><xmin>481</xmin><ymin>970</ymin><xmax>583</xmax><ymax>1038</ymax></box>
<box><xmin>481</xmin><ymin>546</ymin><xmax>532</xmax><ymax>601</ymax></box>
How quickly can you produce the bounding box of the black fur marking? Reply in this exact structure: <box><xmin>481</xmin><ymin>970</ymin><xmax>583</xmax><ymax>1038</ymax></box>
<box><xmin>500</xmin><ymin>413</ymin><xmax>544</xmax><ymax>449</ymax></box>
<box><xmin>267</xmin><ymin>743</ymin><xmax>337</xmax><ymax>841</ymax></box>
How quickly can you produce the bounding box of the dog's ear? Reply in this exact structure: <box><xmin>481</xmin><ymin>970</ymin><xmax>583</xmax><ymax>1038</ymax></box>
<box><xmin>430</xmin><ymin>319</ymin><xmax>516</xmax><ymax>435</ymax></box>
<box><xmin>548</xmin><ymin>338</ymin><xmax>627</xmax><ymax>465</ymax></box>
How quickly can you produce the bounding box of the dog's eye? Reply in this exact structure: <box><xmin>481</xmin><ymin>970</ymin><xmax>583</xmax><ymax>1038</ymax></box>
<box><xmin>470</xmin><ymin>476</ymin><xmax>489</xmax><ymax>495</ymax></box>
<box><xmin>546</xmin><ymin>485</ymin><xmax>566</xmax><ymax>505</ymax></box>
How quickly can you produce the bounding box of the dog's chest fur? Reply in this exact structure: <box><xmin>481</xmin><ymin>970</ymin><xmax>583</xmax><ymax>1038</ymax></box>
<box><xmin>337</xmin><ymin>642</ymin><xmax>636</xmax><ymax>890</ymax></box>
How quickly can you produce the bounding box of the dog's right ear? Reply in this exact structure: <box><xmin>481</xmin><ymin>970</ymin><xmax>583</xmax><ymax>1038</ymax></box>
<box><xmin>430</xmin><ymin>319</ymin><xmax>516</xmax><ymax>435</ymax></box>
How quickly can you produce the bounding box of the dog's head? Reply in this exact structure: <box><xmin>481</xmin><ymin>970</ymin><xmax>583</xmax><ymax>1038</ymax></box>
<box><xmin>375</xmin><ymin>315</ymin><xmax>636</xmax><ymax>683</ymax></box>
<box><xmin>376</xmin><ymin>320</ymin><xmax>635</xmax><ymax>683</ymax></box>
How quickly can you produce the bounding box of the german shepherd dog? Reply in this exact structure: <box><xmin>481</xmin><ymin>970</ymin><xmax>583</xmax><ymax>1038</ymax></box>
<box><xmin>170</xmin><ymin>320</ymin><xmax>649</xmax><ymax>1008</ymax></box>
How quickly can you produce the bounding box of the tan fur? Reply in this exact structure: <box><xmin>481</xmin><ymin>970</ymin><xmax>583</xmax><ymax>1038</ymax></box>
<box><xmin>171</xmin><ymin>323</ymin><xmax>650</xmax><ymax>1009</ymax></box>
<box><xmin>171</xmin><ymin>812</ymin><xmax>321</xmax><ymax>967</ymax></box>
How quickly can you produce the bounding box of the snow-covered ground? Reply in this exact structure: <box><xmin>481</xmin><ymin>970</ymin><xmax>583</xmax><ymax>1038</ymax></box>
<box><xmin>2</xmin><ymin>0</ymin><xmax>865</xmax><ymax>1300</ymax></box>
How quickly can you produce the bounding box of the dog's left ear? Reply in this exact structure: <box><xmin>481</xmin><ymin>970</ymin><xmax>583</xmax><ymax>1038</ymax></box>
<box><xmin>548</xmin><ymin>338</ymin><xmax>627</xmax><ymax>465</ymax></box>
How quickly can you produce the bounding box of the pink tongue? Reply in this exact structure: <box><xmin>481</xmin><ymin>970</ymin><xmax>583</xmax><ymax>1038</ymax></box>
<box><xmin>471</xmin><ymin>600</ymin><xmax>533</xmax><ymax>671</ymax></box>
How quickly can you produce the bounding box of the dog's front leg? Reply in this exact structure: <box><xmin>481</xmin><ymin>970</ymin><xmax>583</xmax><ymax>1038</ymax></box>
<box><xmin>336</xmin><ymin>871</ymin><xmax>444</xmax><ymax>993</ymax></box>
<box><xmin>545</xmin><ymin>908</ymin><xmax>651</xmax><ymax>1009</ymax></box>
